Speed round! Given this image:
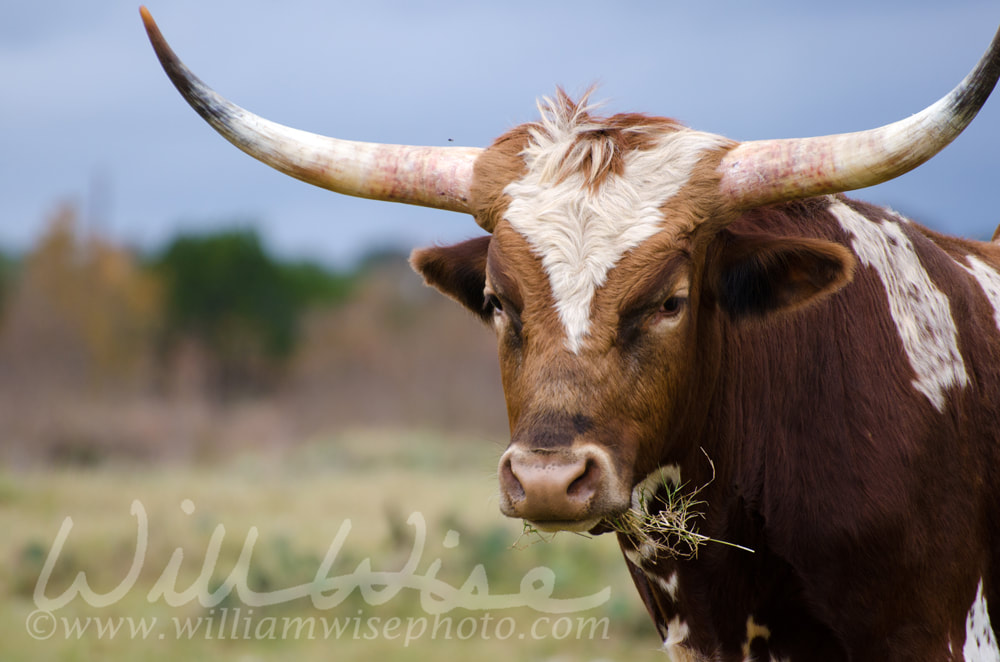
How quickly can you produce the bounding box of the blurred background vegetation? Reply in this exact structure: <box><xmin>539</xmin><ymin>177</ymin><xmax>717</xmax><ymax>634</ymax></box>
<box><xmin>0</xmin><ymin>202</ymin><xmax>510</xmax><ymax>465</ymax></box>
<box><xmin>0</xmin><ymin>203</ymin><xmax>660</xmax><ymax>661</ymax></box>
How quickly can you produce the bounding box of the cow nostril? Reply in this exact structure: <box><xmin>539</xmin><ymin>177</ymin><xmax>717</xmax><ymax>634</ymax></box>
<box><xmin>567</xmin><ymin>456</ymin><xmax>600</xmax><ymax>501</ymax></box>
<box><xmin>499</xmin><ymin>454</ymin><xmax>525</xmax><ymax>501</ymax></box>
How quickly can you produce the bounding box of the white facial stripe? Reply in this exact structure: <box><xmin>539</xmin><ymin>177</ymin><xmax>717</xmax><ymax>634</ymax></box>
<box><xmin>961</xmin><ymin>255</ymin><xmax>1000</xmax><ymax>334</ymax></box>
<box><xmin>832</xmin><ymin>201</ymin><xmax>968</xmax><ymax>412</ymax></box>
<box><xmin>503</xmin><ymin>110</ymin><xmax>728</xmax><ymax>353</ymax></box>
<box><xmin>964</xmin><ymin>579</ymin><xmax>999</xmax><ymax>662</ymax></box>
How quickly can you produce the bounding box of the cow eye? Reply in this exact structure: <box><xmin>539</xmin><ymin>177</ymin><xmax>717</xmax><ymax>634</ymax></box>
<box><xmin>484</xmin><ymin>289</ymin><xmax>522</xmax><ymax>339</ymax></box>
<box><xmin>485</xmin><ymin>293</ymin><xmax>504</xmax><ymax>315</ymax></box>
<box><xmin>660</xmin><ymin>295</ymin><xmax>687</xmax><ymax>317</ymax></box>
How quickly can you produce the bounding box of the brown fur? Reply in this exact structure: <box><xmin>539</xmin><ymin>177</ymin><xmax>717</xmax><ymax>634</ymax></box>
<box><xmin>469</xmin><ymin>126</ymin><xmax>531</xmax><ymax>232</ymax></box>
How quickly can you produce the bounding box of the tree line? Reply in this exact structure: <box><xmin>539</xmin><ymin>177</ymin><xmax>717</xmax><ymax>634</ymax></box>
<box><xmin>0</xmin><ymin>204</ymin><xmax>359</xmax><ymax>398</ymax></box>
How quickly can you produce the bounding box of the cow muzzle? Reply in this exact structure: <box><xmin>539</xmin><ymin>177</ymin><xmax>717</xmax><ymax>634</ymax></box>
<box><xmin>497</xmin><ymin>444</ymin><xmax>623</xmax><ymax>532</ymax></box>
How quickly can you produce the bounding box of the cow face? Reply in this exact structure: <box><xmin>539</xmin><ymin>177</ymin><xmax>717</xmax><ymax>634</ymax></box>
<box><xmin>413</xmin><ymin>97</ymin><xmax>855</xmax><ymax>533</ymax></box>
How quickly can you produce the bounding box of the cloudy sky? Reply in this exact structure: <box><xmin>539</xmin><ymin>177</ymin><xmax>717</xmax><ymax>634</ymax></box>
<box><xmin>3</xmin><ymin>1</ymin><xmax>998</xmax><ymax>266</ymax></box>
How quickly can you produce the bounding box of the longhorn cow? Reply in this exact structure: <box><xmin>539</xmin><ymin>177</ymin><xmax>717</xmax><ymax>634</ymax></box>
<box><xmin>142</xmin><ymin>8</ymin><xmax>1000</xmax><ymax>660</ymax></box>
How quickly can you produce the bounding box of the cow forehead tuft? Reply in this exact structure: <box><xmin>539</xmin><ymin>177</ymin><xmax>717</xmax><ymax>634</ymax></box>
<box><xmin>502</xmin><ymin>97</ymin><xmax>729</xmax><ymax>353</ymax></box>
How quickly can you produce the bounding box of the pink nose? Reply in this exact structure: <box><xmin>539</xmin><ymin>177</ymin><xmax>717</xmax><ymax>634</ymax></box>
<box><xmin>498</xmin><ymin>447</ymin><xmax>606</xmax><ymax>529</ymax></box>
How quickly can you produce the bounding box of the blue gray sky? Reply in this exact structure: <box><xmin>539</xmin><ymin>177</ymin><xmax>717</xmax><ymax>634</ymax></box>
<box><xmin>3</xmin><ymin>1</ymin><xmax>998</xmax><ymax>266</ymax></box>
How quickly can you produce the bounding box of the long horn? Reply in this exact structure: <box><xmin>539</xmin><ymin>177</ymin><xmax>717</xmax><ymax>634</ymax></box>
<box><xmin>718</xmin><ymin>24</ymin><xmax>1000</xmax><ymax>209</ymax></box>
<box><xmin>140</xmin><ymin>7</ymin><xmax>481</xmax><ymax>214</ymax></box>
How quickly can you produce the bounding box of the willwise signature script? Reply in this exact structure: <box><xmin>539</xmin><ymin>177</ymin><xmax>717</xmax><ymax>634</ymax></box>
<box><xmin>33</xmin><ymin>500</ymin><xmax>610</xmax><ymax>614</ymax></box>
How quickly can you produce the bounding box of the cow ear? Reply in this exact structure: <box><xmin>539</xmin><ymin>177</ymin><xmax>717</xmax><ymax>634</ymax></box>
<box><xmin>711</xmin><ymin>230</ymin><xmax>856</xmax><ymax>319</ymax></box>
<box><xmin>410</xmin><ymin>236</ymin><xmax>491</xmax><ymax>321</ymax></box>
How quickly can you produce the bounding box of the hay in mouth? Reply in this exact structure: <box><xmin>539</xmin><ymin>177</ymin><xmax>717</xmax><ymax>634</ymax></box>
<box><xmin>606</xmin><ymin>455</ymin><xmax>754</xmax><ymax>560</ymax></box>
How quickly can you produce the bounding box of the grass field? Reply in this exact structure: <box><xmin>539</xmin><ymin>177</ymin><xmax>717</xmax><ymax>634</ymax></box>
<box><xmin>1</xmin><ymin>428</ymin><xmax>666</xmax><ymax>661</ymax></box>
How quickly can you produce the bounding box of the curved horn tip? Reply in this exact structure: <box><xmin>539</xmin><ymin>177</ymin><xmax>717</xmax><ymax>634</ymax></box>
<box><xmin>719</xmin><ymin>22</ymin><xmax>1000</xmax><ymax>210</ymax></box>
<box><xmin>139</xmin><ymin>6</ymin><xmax>169</xmax><ymax>54</ymax></box>
<box><xmin>138</xmin><ymin>4</ymin><xmax>482</xmax><ymax>217</ymax></box>
<box><xmin>139</xmin><ymin>6</ymin><xmax>155</xmax><ymax>30</ymax></box>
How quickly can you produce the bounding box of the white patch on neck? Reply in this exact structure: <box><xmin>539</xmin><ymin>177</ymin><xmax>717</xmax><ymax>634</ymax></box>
<box><xmin>961</xmin><ymin>255</ymin><xmax>1000</xmax><ymax>334</ymax></box>
<box><xmin>964</xmin><ymin>578</ymin><xmax>999</xmax><ymax>662</ymax></box>
<box><xmin>623</xmin><ymin>546</ymin><xmax>644</xmax><ymax>568</ymax></box>
<box><xmin>662</xmin><ymin>616</ymin><xmax>691</xmax><ymax>657</ymax></box>
<box><xmin>742</xmin><ymin>615</ymin><xmax>772</xmax><ymax>661</ymax></box>
<box><xmin>656</xmin><ymin>571</ymin><xmax>680</xmax><ymax>603</ymax></box>
<box><xmin>503</xmin><ymin>115</ymin><xmax>728</xmax><ymax>353</ymax></box>
<box><xmin>831</xmin><ymin>201</ymin><xmax>968</xmax><ymax>412</ymax></box>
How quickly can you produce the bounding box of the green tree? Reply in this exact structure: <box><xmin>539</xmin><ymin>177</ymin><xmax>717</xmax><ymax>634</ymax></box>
<box><xmin>155</xmin><ymin>228</ymin><xmax>352</xmax><ymax>395</ymax></box>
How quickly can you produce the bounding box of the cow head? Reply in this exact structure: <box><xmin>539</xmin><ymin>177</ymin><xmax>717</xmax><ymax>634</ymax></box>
<box><xmin>142</xmin><ymin>8</ymin><xmax>1000</xmax><ymax>532</ymax></box>
<box><xmin>411</xmin><ymin>96</ymin><xmax>857</xmax><ymax>531</ymax></box>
